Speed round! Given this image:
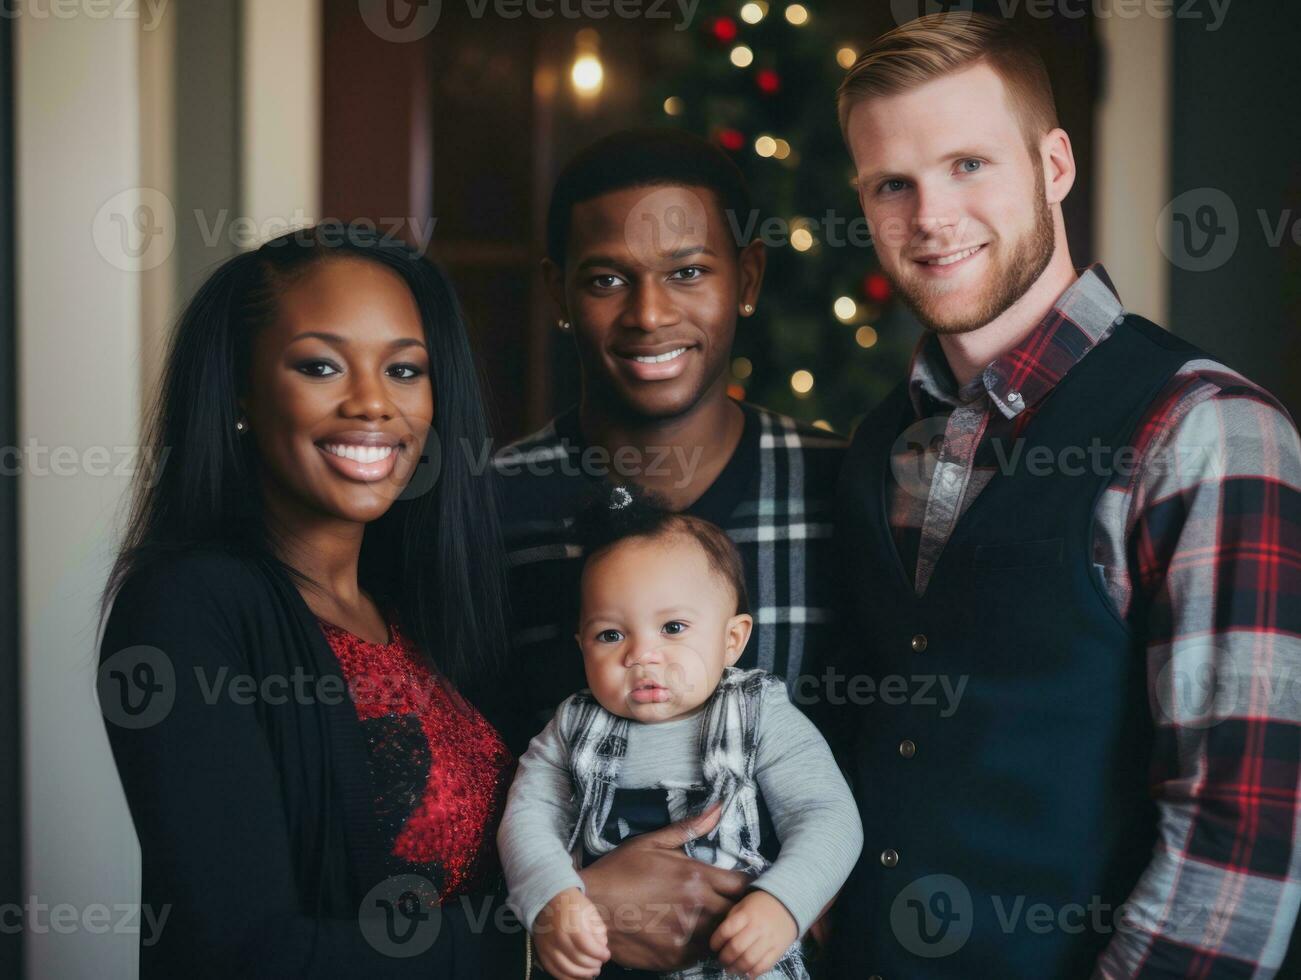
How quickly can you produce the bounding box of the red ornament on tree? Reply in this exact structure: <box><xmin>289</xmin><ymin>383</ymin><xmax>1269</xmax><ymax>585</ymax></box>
<box><xmin>709</xmin><ymin>16</ymin><xmax>738</xmax><ymax>44</ymax></box>
<box><xmin>755</xmin><ymin>69</ymin><xmax>780</xmax><ymax>94</ymax></box>
<box><xmin>716</xmin><ymin>128</ymin><xmax>745</xmax><ymax>152</ymax></box>
<box><xmin>863</xmin><ymin>271</ymin><xmax>892</xmax><ymax>304</ymax></box>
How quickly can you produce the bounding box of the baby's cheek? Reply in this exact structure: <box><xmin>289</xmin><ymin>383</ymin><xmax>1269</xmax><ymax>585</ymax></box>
<box><xmin>585</xmin><ymin>660</ymin><xmax>624</xmax><ymax>704</ymax></box>
<box><xmin>667</xmin><ymin>648</ymin><xmax>715</xmax><ymax>702</ymax></box>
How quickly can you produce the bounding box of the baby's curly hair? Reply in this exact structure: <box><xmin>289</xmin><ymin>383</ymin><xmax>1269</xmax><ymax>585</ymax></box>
<box><xmin>575</xmin><ymin>483</ymin><xmax>750</xmax><ymax>616</ymax></box>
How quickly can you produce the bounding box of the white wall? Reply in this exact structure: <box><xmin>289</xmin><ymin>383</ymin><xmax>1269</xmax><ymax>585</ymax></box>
<box><xmin>242</xmin><ymin>0</ymin><xmax>321</xmax><ymax>240</ymax></box>
<box><xmin>138</xmin><ymin>2</ymin><xmax>177</xmax><ymax>410</ymax></box>
<box><xmin>1093</xmin><ymin>10</ymin><xmax>1172</xmax><ymax>325</ymax></box>
<box><xmin>18</xmin><ymin>3</ymin><xmax>321</xmax><ymax>977</ymax></box>
<box><xmin>17</xmin><ymin>11</ymin><xmax>145</xmax><ymax>980</ymax></box>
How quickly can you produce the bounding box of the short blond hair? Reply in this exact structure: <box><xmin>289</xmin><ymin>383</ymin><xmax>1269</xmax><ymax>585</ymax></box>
<box><xmin>837</xmin><ymin>13</ymin><xmax>1059</xmax><ymax>152</ymax></box>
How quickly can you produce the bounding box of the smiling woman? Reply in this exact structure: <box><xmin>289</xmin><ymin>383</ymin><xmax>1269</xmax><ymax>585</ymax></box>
<box><xmin>95</xmin><ymin>226</ymin><xmax>524</xmax><ymax>978</ymax></box>
<box><xmin>238</xmin><ymin>253</ymin><xmax>437</xmax><ymax>541</ymax></box>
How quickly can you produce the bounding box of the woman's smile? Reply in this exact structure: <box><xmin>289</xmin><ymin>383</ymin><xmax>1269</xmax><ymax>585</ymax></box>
<box><xmin>314</xmin><ymin>430</ymin><xmax>406</xmax><ymax>482</ymax></box>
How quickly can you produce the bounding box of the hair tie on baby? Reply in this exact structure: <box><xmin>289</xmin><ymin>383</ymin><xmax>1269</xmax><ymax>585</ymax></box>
<box><xmin>609</xmin><ymin>485</ymin><xmax>633</xmax><ymax>510</ymax></box>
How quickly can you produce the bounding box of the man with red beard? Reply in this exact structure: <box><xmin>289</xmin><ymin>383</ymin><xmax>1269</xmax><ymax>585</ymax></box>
<box><xmin>827</xmin><ymin>13</ymin><xmax>1300</xmax><ymax>980</ymax></box>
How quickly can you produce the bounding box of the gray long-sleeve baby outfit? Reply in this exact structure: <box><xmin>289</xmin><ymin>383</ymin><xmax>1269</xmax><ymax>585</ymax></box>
<box><xmin>498</xmin><ymin>668</ymin><xmax>863</xmax><ymax>978</ymax></box>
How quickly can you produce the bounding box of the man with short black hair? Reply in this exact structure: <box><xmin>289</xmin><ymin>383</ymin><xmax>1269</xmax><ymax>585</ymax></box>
<box><xmin>494</xmin><ymin>127</ymin><xmax>846</xmax><ymax>973</ymax></box>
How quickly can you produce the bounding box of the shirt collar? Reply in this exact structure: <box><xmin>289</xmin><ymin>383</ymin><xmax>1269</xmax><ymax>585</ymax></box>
<box><xmin>906</xmin><ymin>263</ymin><xmax>1126</xmax><ymax>420</ymax></box>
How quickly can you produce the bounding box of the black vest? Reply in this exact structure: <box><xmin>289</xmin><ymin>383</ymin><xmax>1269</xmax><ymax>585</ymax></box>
<box><xmin>828</xmin><ymin>316</ymin><xmax>1202</xmax><ymax>978</ymax></box>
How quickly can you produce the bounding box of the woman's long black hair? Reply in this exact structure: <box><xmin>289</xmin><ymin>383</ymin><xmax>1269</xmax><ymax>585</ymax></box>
<box><xmin>100</xmin><ymin>224</ymin><xmax>509</xmax><ymax>694</ymax></box>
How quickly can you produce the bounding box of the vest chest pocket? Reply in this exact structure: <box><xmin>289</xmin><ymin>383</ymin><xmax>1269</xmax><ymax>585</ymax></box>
<box><xmin>970</xmin><ymin>536</ymin><xmax>1064</xmax><ymax>569</ymax></box>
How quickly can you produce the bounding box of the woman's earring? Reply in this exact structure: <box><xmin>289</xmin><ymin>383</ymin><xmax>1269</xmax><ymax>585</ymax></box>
<box><xmin>235</xmin><ymin>418</ymin><xmax>248</xmax><ymax>433</ymax></box>
<box><xmin>742</xmin><ymin>304</ymin><xmax>755</xmax><ymax>315</ymax></box>
<box><xmin>558</xmin><ymin>319</ymin><xmax>571</xmax><ymax>331</ymax></box>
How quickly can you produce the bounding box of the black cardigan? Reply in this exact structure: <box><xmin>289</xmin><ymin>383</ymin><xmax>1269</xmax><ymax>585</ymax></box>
<box><xmin>98</xmin><ymin>547</ymin><xmax>522</xmax><ymax>978</ymax></box>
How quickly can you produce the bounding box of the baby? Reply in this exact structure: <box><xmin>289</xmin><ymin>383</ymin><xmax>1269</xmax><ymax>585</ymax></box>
<box><xmin>498</xmin><ymin>485</ymin><xmax>863</xmax><ymax>980</ymax></box>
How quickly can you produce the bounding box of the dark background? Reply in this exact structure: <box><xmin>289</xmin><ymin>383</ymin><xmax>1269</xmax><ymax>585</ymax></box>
<box><xmin>318</xmin><ymin>0</ymin><xmax>1298</xmax><ymax>441</ymax></box>
<box><xmin>322</xmin><ymin>0</ymin><xmax>1105</xmax><ymax>438</ymax></box>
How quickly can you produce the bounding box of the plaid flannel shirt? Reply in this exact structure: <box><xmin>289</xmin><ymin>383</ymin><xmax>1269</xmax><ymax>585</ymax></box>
<box><xmin>887</xmin><ymin>264</ymin><xmax>1301</xmax><ymax>977</ymax></box>
<box><xmin>493</xmin><ymin>401</ymin><xmax>846</xmax><ymax>752</ymax></box>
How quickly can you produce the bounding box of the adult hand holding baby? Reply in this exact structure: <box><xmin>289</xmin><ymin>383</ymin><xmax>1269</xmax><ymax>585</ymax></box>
<box><xmin>577</xmin><ymin>802</ymin><xmax>750</xmax><ymax>971</ymax></box>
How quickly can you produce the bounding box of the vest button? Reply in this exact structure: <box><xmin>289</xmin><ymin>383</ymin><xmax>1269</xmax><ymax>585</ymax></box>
<box><xmin>880</xmin><ymin>848</ymin><xmax>899</xmax><ymax>868</ymax></box>
<box><xmin>899</xmin><ymin>739</ymin><xmax>917</xmax><ymax>759</ymax></box>
<box><xmin>910</xmin><ymin>633</ymin><xmax>928</xmax><ymax>653</ymax></box>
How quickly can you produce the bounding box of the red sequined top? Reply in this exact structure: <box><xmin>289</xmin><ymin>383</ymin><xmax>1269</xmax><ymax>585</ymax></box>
<box><xmin>317</xmin><ymin>617</ymin><xmax>515</xmax><ymax>903</ymax></box>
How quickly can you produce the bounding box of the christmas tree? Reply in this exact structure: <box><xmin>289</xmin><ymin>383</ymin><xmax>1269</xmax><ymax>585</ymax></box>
<box><xmin>646</xmin><ymin>1</ymin><xmax>918</xmax><ymax>434</ymax></box>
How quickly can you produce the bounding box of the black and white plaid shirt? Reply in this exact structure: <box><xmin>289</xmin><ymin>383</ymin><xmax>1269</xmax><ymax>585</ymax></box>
<box><xmin>492</xmin><ymin>401</ymin><xmax>846</xmax><ymax>752</ymax></box>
